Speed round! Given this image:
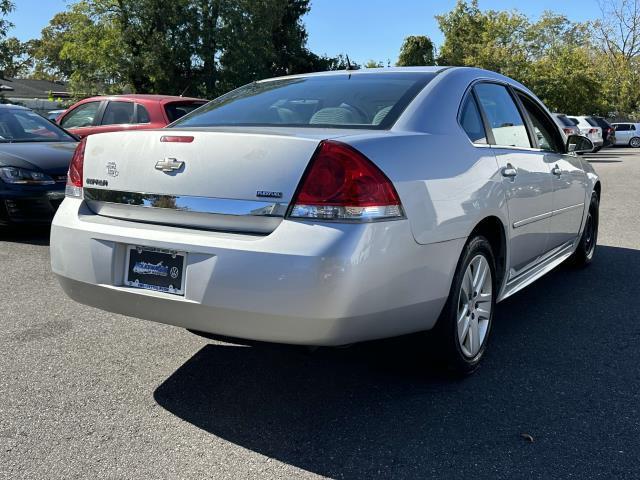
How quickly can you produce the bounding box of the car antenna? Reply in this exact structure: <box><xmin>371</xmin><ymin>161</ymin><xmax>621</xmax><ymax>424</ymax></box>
<box><xmin>345</xmin><ymin>55</ymin><xmax>354</xmax><ymax>71</ymax></box>
<box><xmin>179</xmin><ymin>83</ymin><xmax>191</xmax><ymax>97</ymax></box>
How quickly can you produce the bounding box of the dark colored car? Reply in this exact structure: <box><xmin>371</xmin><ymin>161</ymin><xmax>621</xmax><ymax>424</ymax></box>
<box><xmin>0</xmin><ymin>104</ymin><xmax>77</xmax><ymax>226</ymax></box>
<box><xmin>56</xmin><ymin>94</ymin><xmax>207</xmax><ymax>139</ymax></box>
<box><xmin>589</xmin><ymin>116</ymin><xmax>616</xmax><ymax>147</ymax></box>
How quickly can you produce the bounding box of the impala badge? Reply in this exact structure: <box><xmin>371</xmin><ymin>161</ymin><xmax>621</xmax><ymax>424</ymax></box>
<box><xmin>155</xmin><ymin>158</ymin><xmax>185</xmax><ymax>173</ymax></box>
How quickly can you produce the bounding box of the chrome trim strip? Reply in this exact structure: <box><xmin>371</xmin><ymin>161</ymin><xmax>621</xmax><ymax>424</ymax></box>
<box><xmin>512</xmin><ymin>203</ymin><xmax>584</xmax><ymax>229</ymax></box>
<box><xmin>512</xmin><ymin>211</ymin><xmax>553</xmax><ymax>229</ymax></box>
<box><xmin>552</xmin><ymin>203</ymin><xmax>584</xmax><ymax>215</ymax></box>
<box><xmin>83</xmin><ymin>188</ymin><xmax>288</xmax><ymax>217</ymax></box>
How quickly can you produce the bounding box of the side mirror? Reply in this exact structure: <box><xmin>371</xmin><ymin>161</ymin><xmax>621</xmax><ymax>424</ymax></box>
<box><xmin>566</xmin><ymin>134</ymin><xmax>593</xmax><ymax>154</ymax></box>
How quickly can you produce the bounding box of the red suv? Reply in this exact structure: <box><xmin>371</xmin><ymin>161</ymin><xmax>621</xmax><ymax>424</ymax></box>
<box><xmin>56</xmin><ymin>94</ymin><xmax>207</xmax><ymax>138</ymax></box>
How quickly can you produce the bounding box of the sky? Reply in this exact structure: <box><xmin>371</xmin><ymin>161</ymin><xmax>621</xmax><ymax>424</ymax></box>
<box><xmin>7</xmin><ymin>0</ymin><xmax>603</xmax><ymax>64</ymax></box>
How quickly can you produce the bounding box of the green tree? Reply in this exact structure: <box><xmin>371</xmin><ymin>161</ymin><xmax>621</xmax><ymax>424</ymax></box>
<box><xmin>364</xmin><ymin>59</ymin><xmax>383</xmax><ymax>68</ymax></box>
<box><xmin>435</xmin><ymin>1</ymin><xmax>611</xmax><ymax>115</ymax></box>
<box><xmin>397</xmin><ymin>35</ymin><xmax>435</xmax><ymax>66</ymax></box>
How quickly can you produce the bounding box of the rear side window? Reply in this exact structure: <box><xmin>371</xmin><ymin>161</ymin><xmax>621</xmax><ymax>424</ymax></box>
<box><xmin>102</xmin><ymin>101</ymin><xmax>135</xmax><ymax>125</ymax></box>
<box><xmin>474</xmin><ymin>83</ymin><xmax>531</xmax><ymax>148</ymax></box>
<box><xmin>518</xmin><ymin>94</ymin><xmax>564</xmax><ymax>152</ymax></box>
<box><xmin>170</xmin><ymin>73</ymin><xmax>436</xmax><ymax>129</ymax></box>
<box><xmin>165</xmin><ymin>102</ymin><xmax>207</xmax><ymax>123</ymax></box>
<box><xmin>137</xmin><ymin>104</ymin><xmax>150</xmax><ymax>123</ymax></box>
<box><xmin>60</xmin><ymin>101</ymin><xmax>101</xmax><ymax>129</ymax></box>
<box><xmin>459</xmin><ymin>94</ymin><xmax>487</xmax><ymax>144</ymax></box>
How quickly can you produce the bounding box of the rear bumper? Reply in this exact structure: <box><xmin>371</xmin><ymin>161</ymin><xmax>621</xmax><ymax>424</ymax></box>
<box><xmin>51</xmin><ymin>198</ymin><xmax>464</xmax><ymax>345</ymax></box>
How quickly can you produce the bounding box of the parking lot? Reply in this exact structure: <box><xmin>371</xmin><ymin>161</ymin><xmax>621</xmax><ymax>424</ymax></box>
<box><xmin>1</xmin><ymin>147</ymin><xmax>639</xmax><ymax>479</ymax></box>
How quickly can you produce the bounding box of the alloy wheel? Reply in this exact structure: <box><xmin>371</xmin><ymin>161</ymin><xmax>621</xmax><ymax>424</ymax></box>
<box><xmin>456</xmin><ymin>254</ymin><xmax>493</xmax><ymax>358</ymax></box>
<box><xmin>630</xmin><ymin>137</ymin><xmax>640</xmax><ymax>148</ymax></box>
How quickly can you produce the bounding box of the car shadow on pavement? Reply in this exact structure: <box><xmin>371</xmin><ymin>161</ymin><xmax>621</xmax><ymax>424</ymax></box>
<box><xmin>154</xmin><ymin>245</ymin><xmax>640</xmax><ymax>479</ymax></box>
<box><xmin>0</xmin><ymin>225</ymin><xmax>50</xmax><ymax>245</ymax></box>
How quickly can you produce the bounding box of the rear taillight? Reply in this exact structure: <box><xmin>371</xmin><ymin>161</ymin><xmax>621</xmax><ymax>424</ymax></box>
<box><xmin>66</xmin><ymin>137</ymin><xmax>86</xmax><ymax>198</ymax></box>
<box><xmin>288</xmin><ymin>140</ymin><xmax>403</xmax><ymax>222</ymax></box>
<box><xmin>589</xmin><ymin>128</ymin><xmax>598</xmax><ymax>134</ymax></box>
<box><xmin>563</xmin><ymin>128</ymin><xmax>573</xmax><ymax>134</ymax></box>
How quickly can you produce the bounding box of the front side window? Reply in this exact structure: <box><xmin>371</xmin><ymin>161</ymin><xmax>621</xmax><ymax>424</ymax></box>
<box><xmin>60</xmin><ymin>101</ymin><xmax>101</xmax><ymax>129</ymax></box>
<box><xmin>459</xmin><ymin>94</ymin><xmax>487</xmax><ymax>144</ymax></box>
<box><xmin>101</xmin><ymin>101</ymin><xmax>135</xmax><ymax>125</ymax></box>
<box><xmin>518</xmin><ymin>94</ymin><xmax>563</xmax><ymax>152</ymax></box>
<box><xmin>614</xmin><ymin>124</ymin><xmax>629</xmax><ymax>131</ymax></box>
<box><xmin>171</xmin><ymin>73</ymin><xmax>436</xmax><ymax>129</ymax></box>
<box><xmin>474</xmin><ymin>83</ymin><xmax>531</xmax><ymax>148</ymax></box>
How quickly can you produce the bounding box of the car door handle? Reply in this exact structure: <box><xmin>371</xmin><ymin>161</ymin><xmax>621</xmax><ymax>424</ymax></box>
<box><xmin>501</xmin><ymin>164</ymin><xmax>517</xmax><ymax>178</ymax></box>
<box><xmin>551</xmin><ymin>165</ymin><xmax>562</xmax><ymax>176</ymax></box>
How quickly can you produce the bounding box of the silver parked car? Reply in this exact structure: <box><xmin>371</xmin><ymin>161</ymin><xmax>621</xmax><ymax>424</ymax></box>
<box><xmin>611</xmin><ymin>122</ymin><xmax>640</xmax><ymax>147</ymax></box>
<box><xmin>51</xmin><ymin>67</ymin><xmax>600</xmax><ymax>374</ymax></box>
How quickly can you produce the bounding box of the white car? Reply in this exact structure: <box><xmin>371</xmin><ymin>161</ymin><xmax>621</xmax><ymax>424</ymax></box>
<box><xmin>611</xmin><ymin>122</ymin><xmax>640</xmax><ymax>147</ymax></box>
<box><xmin>568</xmin><ymin>116</ymin><xmax>603</xmax><ymax>151</ymax></box>
<box><xmin>51</xmin><ymin>67</ymin><xmax>599</xmax><ymax>374</ymax></box>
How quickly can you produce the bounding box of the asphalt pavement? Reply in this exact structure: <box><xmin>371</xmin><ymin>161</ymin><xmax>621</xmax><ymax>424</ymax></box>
<box><xmin>1</xmin><ymin>148</ymin><xmax>639</xmax><ymax>479</ymax></box>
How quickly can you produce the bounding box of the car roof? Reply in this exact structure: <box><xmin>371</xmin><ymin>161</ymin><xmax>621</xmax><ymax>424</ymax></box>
<box><xmin>0</xmin><ymin>103</ymin><xmax>29</xmax><ymax>111</ymax></box>
<box><xmin>76</xmin><ymin>94</ymin><xmax>206</xmax><ymax>104</ymax></box>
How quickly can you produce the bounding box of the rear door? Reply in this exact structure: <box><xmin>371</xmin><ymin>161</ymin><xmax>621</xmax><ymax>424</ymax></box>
<box><xmin>474</xmin><ymin>82</ymin><xmax>554</xmax><ymax>274</ymax></box>
<box><xmin>516</xmin><ymin>92</ymin><xmax>586</xmax><ymax>249</ymax></box>
<box><xmin>614</xmin><ymin>124</ymin><xmax>631</xmax><ymax>144</ymax></box>
<box><xmin>87</xmin><ymin>100</ymin><xmax>153</xmax><ymax>135</ymax></box>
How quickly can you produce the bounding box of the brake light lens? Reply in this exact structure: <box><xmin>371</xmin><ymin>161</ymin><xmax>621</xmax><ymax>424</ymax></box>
<box><xmin>563</xmin><ymin>127</ymin><xmax>573</xmax><ymax>135</ymax></box>
<box><xmin>66</xmin><ymin>137</ymin><xmax>86</xmax><ymax>198</ymax></box>
<box><xmin>288</xmin><ymin>140</ymin><xmax>403</xmax><ymax>221</ymax></box>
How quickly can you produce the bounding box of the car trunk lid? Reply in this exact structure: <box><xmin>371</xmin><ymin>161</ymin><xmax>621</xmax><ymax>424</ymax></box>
<box><xmin>81</xmin><ymin>128</ymin><xmax>334</xmax><ymax>233</ymax></box>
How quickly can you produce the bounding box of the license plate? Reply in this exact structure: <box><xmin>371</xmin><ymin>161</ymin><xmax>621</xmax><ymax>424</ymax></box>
<box><xmin>125</xmin><ymin>246</ymin><xmax>186</xmax><ymax>295</ymax></box>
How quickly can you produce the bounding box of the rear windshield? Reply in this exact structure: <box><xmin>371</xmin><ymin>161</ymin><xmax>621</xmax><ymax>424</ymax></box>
<box><xmin>556</xmin><ymin>115</ymin><xmax>574</xmax><ymax>127</ymax></box>
<box><xmin>165</xmin><ymin>102</ymin><xmax>207</xmax><ymax>123</ymax></box>
<box><xmin>170</xmin><ymin>73</ymin><xmax>436</xmax><ymax>130</ymax></box>
<box><xmin>585</xmin><ymin>117</ymin><xmax>599</xmax><ymax>127</ymax></box>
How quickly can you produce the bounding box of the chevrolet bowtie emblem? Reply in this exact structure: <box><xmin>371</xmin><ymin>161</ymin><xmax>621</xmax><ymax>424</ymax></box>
<box><xmin>155</xmin><ymin>158</ymin><xmax>185</xmax><ymax>173</ymax></box>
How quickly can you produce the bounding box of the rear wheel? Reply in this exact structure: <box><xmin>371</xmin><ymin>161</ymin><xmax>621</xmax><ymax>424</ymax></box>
<box><xmin>432</xmin><ymin>236</ymin><xmax>496</xmax><ymax>375</ymax></box>
<box><xmin>630</xmin><ymin>137</ymin><xmax>640</xmax><ymax>148</ymax></box>
<box><xmin>568</xmin><ymin>192</ymin><xmax>599</xmax><ymax>267</ymax></box>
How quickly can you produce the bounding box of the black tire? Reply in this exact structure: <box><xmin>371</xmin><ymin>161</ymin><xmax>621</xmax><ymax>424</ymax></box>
<box><xmin>629</xmin><ymin>137</ymin><xmax>640</xmax><ymax>148</ymax></box>
<box><xmin>431</xmin><ymin>236</ymin><xmax>497</xmax><ymax>376</ymax></box>
<box><xmin>568</xmin><ymin>192</ymin><xmax>599</xmax><ymax>267</ymax></box>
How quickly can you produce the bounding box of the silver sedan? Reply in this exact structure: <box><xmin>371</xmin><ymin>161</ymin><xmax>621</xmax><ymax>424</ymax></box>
<box><xmin>50</xmin><ymin>67</ymin><xmax>600</xmax><ymax>374</ymax></box>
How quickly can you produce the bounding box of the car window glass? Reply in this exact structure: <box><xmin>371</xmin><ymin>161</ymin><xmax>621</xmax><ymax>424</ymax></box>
<box><xmin>615</xmin><ymin>124</ymin><xmax>629</xmax><ymax>131</ymax></box>
<box><xmin>585</xmin><ymin>117</ymin><xmax>598</xmax><ymax>127</ymax></box>
<box><xmin>473</xmin><ymin>83</ymin><xmax>531</xmax><ymax>148</ymax></box>
<box><xmin>171</xmin><ymin>73</ymin><xmax>436</xmax><ymax>129</ymax></box>
<box><xmin>459</xmin><ymin>94</ymin><xmax>487</xmax><ymax>144</ymax></box>
<box><xmin>165</xmin><ymin>102</ymin><xmax>206</xmax><ymax>123</ymax></box>
<box><xmin>556</xmin><ymin>115</ymin><xmax>574</xmax><ymax>127</ymax></box>
<box><xmin>0</xmin><ymin>109</ymin><xmax>75</xmax><ymax>142</ymax></box>
<box><xmin>102</xmin><ymin>101</ymin><xmax>135</xmax><ymax>125</ymax></box>
<box><xmin>518</xmin><ymin>94</ymin><xmax>563</xmax><ymax>152</ymax></box>
<box><xmin>137</xmin><ymin>104</ymin><xmax>150</xmax><ymax>123</ymax></box>
<box><xmin>60</xmin><ymin>102</ymin><xmax>100</xmax><ymax>129</ymax></box>
<box><xmin>633</xmin><ymin>124</ymin><xmax>637</xmax><ymax>130</ymax></box>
